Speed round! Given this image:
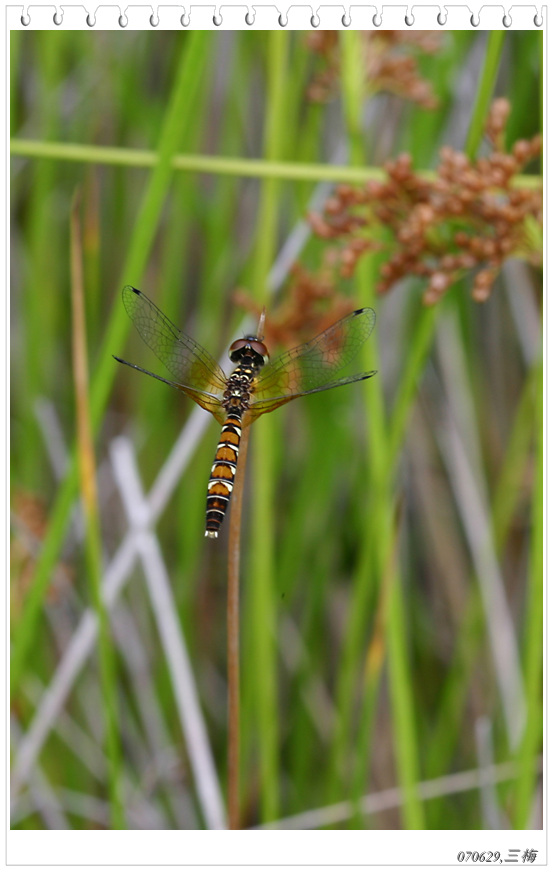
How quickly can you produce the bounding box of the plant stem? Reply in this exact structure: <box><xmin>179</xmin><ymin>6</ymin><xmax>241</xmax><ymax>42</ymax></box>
<box><xmin>464</xmin><ymin>30</ymin><xmax>506</xmax><ymax>161</ymax></box>
<box><xmin>513</xmin><ymin>364</ymin><xmax>543</xmax><ymax>827</ymax></box>
<box><xmin>227</xmin><ymin>424</ymin><xmax>251</xmax><ymax>830</ymax></box>
<box><xmin>246</xmin><ymin>30</ymin><xmax>289</xmax><ymax>824</ymax></box>
<box><xmin>10</xmin><ymin>138</ymin><xmax>540</xmax><ymax>188</ymax></box>
<box><xmin>70</xmin><ymin>191</ymin><xmax>125</xmax><ymax>828</ymax></box>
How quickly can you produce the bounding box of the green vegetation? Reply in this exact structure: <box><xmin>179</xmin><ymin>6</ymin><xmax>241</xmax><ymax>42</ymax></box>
<box><xmin>11</xmin><ymin>29</ymin><xmax>542</xmax><ymax>830</ymax></box>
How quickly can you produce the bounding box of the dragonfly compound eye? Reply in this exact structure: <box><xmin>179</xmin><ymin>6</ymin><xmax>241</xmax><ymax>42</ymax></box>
<box><xmin>228</xmin><ymin>337</ymin><xmax>268</xmax><ymax>364</ymax></box>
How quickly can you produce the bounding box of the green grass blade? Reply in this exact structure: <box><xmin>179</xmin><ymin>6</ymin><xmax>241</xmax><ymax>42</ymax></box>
<box><xmin>338</xmin><ymin>29</ymin><xmax>425</xmax><ymax>828</ymax></box>
<box><xmin>512</xmin><ymin>364</ymin><xmax>543</xmax><ymax>827</ymax></box>
<box><xmin>246</xmin><ymin>30</ymin><xmax>290</xmax><ymax>824</ymax></box>
<box><xmin>11</xmin><ymin>31</ymin><xmax>211</xmax><ymax>698</ymax></box>
<box><xmin>71</xmin><ymin>195</ymin><xmax>125</xmax><ymax>827</ymax></box>
<box><xmin>465</xmin><ymin>31</ymin><xmax>505</xmax><ymax>160</ymax></box>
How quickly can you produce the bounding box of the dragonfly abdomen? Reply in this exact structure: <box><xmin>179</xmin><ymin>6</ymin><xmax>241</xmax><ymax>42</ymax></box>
<box><xmin>205</xmin><ymin>412</ymin><xmax>243</xmax><ymax>538</ymax></box>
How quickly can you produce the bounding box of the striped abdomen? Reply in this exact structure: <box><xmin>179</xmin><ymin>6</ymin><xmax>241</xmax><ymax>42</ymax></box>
<box><xmin>205</xmin><ymin>413</ymin><xmax>242</xmax><ymax>538</ymax></box>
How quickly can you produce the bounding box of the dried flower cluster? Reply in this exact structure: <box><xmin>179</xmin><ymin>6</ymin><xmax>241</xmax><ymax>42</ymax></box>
<box><xmin>308</xmin><ymin>99</ymin><xmax>542</xmax><ymax>304</ymax></box>
<box><xmin>233</xmin><ymin>262</ymin><xmax>355</xmax><ymax>351</ymax></box>
<box><xmin>306</xmin><ymin>30</ymin><xmax>441</xmax><ymax>108</ymax></box>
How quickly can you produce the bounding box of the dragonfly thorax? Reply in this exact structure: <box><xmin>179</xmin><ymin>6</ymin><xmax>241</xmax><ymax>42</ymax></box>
<box><xmin>223</xmin><ymin>361</ymin><xmax>260</xmax><ymax>412</ymax></box>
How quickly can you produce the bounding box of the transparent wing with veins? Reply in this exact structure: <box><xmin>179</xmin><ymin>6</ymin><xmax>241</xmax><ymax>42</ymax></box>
<box><xmin>244</xmin><ymin>307</ymin><xmax>377</xmax><ymax>424</ymax></box>
<box><xmin>114</xmin><ymin>286</ymin><xmax>228</xmax><ymax>424</ymax></box>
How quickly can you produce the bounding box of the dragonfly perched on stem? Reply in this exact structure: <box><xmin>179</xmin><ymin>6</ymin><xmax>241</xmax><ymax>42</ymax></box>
<box><xmin>114</xmin><ymin>286</ymin><xmax>377</xmax><ymax>538</ymax></box>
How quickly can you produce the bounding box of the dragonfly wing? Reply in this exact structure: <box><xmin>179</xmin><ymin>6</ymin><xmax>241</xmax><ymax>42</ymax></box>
<box><xmin>122</xmin><ymin>286</ymin><xmax>227</xmax><ymax>395</ymax></box>
<box><xmin>113</xmin><ymin>356</ymin><xmax>226</xmax><ymax>423</ymax></box>
<box><xmin>253</xmin><ymin>307</ymin><xmax>376</xmax><ymax>401</ymax></box>
<box><xmin>245</xmin><ymin>370</ymin><xmax>377</xmax><ymax>424</ymax></box>
<box><xmin>178</xmin><ymin>387</ymin><xmax>227</xmax><ymax>424</ymax></box>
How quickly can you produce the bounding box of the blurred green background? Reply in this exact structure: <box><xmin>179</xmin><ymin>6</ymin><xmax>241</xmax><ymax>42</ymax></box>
<box><xmin>10</xmin><ymin>29</ymin><xmax>542</xmax><ymax>830</ymax></box>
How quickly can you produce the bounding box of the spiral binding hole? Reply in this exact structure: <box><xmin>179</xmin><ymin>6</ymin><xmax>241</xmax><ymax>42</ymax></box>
<box><xmin>150</xmin><ymin>13</ymin><xmax>159</xmax><ymax>26</ymax></box>
<box><xmin>86</xmin><ymin>13</ymin><xmax>96</xmax><ymax>26</ymax></box>
<box><xmin>180</xmin><ymin>12</ymin><xmax>190</xmax><ymax>26</ymax></box>
<box><xmin>372</xmin><ymin>13</ymin><xmax>382</xmax><ymax>26</ymax></box>
<box><xmin>278</xmin><ymin>13</ymin><xmax>287</xmax><ymax>26</ymax></box>
<box><xmin>437</xmin><ymin>10</ymin><xmax>447</xmax><ymax>25</ymax></box>
<box><xmin>310</xmin><ymin>14</ymin><xmax>319</xmax><ymax>27</ymax></box>
<box><xmin>405</xmin><ymin>13</ymin><xmax>414</xmax><ymax>26</ymax></box>
<box><xmin>119</xmin><ymin>14</ymin><xmax>128</xmax><ymax>27</ymax></box>
<box><xmin>534</xmin><ymin>12</ymin><xmax>543</xmax><ymax>27</ymax></box>
<box><xmin>341</xmin><ymin>13</ymin><xmax>350</xmax><ymax>26</ymax></box>
<box><xmin>213</xmin><ymin>13</ymin><xmax>222</xmax><ymax>25</ymax></box>
<box><xmin>470</xmin><ymin>13</ymin><xmax>479</xmax><ymax>26</ymax></box>
<box><xmin>502</xmin><ymin>14</ymin><xmax>511</xmax><ymax>27</ymax></box>
<box><xmin>53</xmin><ymin>10</ymin><xmax>63</xmax><ymax>24</ymax></box>
<box><xmin>21</xmin><ymin>12</ymin><xmax>30</xmax><ymax>25</ymax></box>
<box><xmin>245</xmin><ymin>11</ymin><xmax>254</xmax><ymax>24</ymax></box>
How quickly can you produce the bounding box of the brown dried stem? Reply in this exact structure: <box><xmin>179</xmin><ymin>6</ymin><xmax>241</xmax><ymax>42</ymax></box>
<box><xmin>70</xmin><ymin>190</ymin><xmax>125</xmax><ymax>828</ymax></box>
<box><xmin>226</xmin><ymin>423</ymin><xmax>251</xmax><ymax>829</ymax></box>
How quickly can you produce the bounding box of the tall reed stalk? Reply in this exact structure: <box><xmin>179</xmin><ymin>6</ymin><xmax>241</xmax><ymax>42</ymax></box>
<box><xmin>70</xmin><ymin>192</ymin><xmax>124</xmax><ymax>828</ymax></box>
<box><xmin>226</xmin><ymin>424</ymin><xmax>251</xmax><ymax>829</ymax></box>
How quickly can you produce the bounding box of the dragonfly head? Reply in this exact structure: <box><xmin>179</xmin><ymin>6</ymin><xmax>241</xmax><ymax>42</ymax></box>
<box><xmin>228</xmin><ymin>336</ymin><xmax>269</xmax><ymax>366</ymax></box>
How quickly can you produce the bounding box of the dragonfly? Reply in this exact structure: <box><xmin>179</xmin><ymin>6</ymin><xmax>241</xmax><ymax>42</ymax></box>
<box><xmin>114</xmin><ymin>286</ymin><xmax>377</xmax><ymax>538</ymax></box>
